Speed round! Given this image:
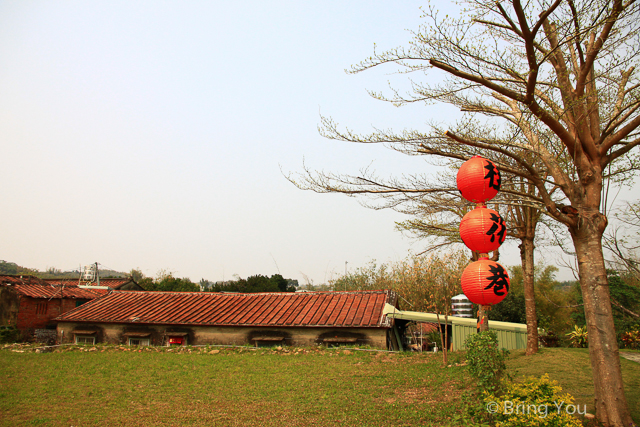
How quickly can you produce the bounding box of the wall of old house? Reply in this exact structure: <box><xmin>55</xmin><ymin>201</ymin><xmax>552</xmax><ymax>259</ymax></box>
<box><xmin>17</xmin><ymin>297</ymin><xmax>77</xmax><ymax>330</ymax></box>
<box><xmin>0</xmin><ymin>287</ymin><xmax>19</xmax><ymax>327</ymax></box>
<box><xmin>56</xmin><ymin>322</ymin><xmax>388</xmax><ymax>349</ymax></box>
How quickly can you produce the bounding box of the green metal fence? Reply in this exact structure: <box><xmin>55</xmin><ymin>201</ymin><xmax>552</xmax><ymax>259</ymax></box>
<box><xmin>383</xmin><ymin>304</ymin><xmax>528</xmax><ymax>351</ymax></box>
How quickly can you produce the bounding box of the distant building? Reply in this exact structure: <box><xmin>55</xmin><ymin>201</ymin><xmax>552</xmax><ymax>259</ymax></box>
<box><xmin>0</xmin><ymin>275</ymin><xmax>103</xmax><ymax>340</ymax></box>
<box><xmin>55</xmin><ymin>290</ymin><xmax>400</xmax><ymax>349</ymax></box>
<box><xmin>44</xmin><ymin>277</ymin><xmax>145</xmax><ymax>294</ymax></box>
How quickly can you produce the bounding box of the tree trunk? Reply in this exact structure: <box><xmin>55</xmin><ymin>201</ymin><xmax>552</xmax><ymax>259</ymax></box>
<box><xmin>571</xmin><ymin>214</ymin><xmax>633</xmax><ymax>426</ymax></box>
<box><xmin>519</xmin><ymin>236</ymin><xmax>538</xmax><ymax>355</ymax></box>
<box><xmin>443</xmin><ymin>313</ymin><xmax>449</xmax><ymax>365</ymax></box>
<box><xmin>477</xmin><ymin>305</ymin><xmax>489</xmax><ymax>332</ymax></box>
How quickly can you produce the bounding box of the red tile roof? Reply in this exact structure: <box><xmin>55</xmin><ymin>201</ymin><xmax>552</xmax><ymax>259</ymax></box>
<box><xmin>0</xmin><ymin>275</ymin><xmax>102</xmax><ymax>300</ymax></box>
<box><xmin>44</xmin><ymin>278</ymin><xmax>134</xmax><ymax>289</ymax></box>
<box><xmin>55</xmin><ymin>290</ymin><xmax>395</xmax><ymax>328</ymax></box>
<box><xmin>1</xmin><ymin>275</ymin><xmax>46</xmax><ymax>286</ymax></box>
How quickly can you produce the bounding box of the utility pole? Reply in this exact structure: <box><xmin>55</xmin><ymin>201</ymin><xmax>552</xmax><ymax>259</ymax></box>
<box><xmin>344</xmin><ymin>261</ymin><xmax>348</xmax><ymax>291</ymax></box>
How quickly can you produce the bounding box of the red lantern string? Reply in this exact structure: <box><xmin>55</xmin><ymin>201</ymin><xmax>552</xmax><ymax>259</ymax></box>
<box><xmin>456</xmin><ymin>156</ymin><xmax>501</xmax><ymax>203</ymax></box>
<box><xmin>456</xmin><ymin>155</ymin><xmax>510</xmax><ymax>307</ymax></box>
<box><xmin>460</xmin><ymin>207</ymin><xmax>507</xmax><ymax>253</ymax></box>
<box><xmin>460</xmin><ymin>258</ymin><xmax>510</xmax><ymax>306</ymax></box>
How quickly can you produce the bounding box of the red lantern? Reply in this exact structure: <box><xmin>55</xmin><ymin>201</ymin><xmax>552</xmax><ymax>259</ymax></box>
<box><xmin>456</xmin><ymin>156</ymin><xmax>501</xmax><ymax>203</ymax></box>
<box><xmin>459</xmin><ymin>207</ymin><xmax>506</xmax><ymax>253</ymax></box>
<box><xmin>461</xmin><ymin>258</ymin><xmax>510</xmax><ymax>305</ymax></box>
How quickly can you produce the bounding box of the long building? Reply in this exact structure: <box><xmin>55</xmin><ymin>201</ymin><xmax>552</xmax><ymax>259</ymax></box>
<box><xmin>55</xmin><ymin>290</ymin><xmax>400</xmax><ymax>349</ymax></box>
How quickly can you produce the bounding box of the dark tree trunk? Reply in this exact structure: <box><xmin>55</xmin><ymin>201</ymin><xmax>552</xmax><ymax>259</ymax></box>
<box><xmin>519</xmin><ymin>236</ymin><xmax>538</xmax><ymax>355</ymax></box>
<box><xmin>570</xmin><ymin>211</ymin><xmax>633</xmax><ymax>427</ymax></box>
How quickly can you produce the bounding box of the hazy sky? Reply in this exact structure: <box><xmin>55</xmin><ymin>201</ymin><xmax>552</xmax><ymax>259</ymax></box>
<box><xmin>0</xmin><ymin>1</ymin><xmax>633</xmax><ymax>284</ymax></box>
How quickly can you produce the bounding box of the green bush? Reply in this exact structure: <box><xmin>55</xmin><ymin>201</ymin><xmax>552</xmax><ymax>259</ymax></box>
<box><xmin>566</xmin><ymin>326</ymin><xmax>588</xmax><ymax>348</ymax></box>
<box><xmin>427</xmin><ymin>330</ymin><xmax>442</xmax><ymax>348</ymax></box>
<box><xmin>465</xmin><ymin>330</ymin><xmax>509</xmax><ymax>393</ymax></box>
<box><xmin>0</xmin><ymin>326</ymin><xmax>21</xmax><ymax>343</ymax></box>
<box><xmin>483</xmin><ymin>374</ymin><xmax>583</xmax><ymax>426</ymax></box>
<box><xmin>621</xmin><ymin>329</ymin><xmax>640</xmax><ymax>349</ymax></box>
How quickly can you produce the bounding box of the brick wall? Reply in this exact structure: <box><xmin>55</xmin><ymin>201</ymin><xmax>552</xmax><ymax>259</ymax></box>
<box><xmin>17</xmin><ymin>297</ymin><xmax>80</xmax><ymax>331</ymax></box>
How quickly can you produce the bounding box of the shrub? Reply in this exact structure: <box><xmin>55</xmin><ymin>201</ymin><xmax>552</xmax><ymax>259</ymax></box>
<box><xmin>538</xmin><ymin>331</ymin><xmax>560</xmax><ymax>348</ymax></box>
<box><xmin>483</xmin><ymin>375</ymin><xmax>583</xmax><ymax>427</ymax></box>
<box><xmin>621</xmin><ymin>330</ymin><xmax>640</xmax><ymax>350</ymax></box>
<box><xmin>427</xmin><ymin>330</ymin><xmax>442</xmax><ymax>348</ymax></box>
<box><xmin>465</xmin><ymin>330</ymin><xmax>509</xmax><ymax>393</ymax></box>
<box><xmin>566</xmin><ymin>326</ymin><xmax>588</xmax><ymax>348</ymax></box>
<box><xmin>0</xmin><ymin>326</ymin><xmax>21</xmax><ymax>343</ymax></box>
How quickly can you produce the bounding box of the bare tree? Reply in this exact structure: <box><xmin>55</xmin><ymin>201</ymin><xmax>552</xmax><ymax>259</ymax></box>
<box><xmin>292</xmin><ymin>0</ymin><xmax>640</xmax><ymax>424</ymax></box>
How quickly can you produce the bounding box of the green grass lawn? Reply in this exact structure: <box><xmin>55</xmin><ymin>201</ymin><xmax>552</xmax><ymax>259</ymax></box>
<box><xmin>0</xmin><ymin>345</ymin><xmax>638</xmax><ymax>427</ymax></box>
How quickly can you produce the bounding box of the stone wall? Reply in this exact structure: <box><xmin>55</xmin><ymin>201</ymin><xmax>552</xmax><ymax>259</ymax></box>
<box><xmin>35</xmin><ymin>329</ymin><xmax>57</xmax><ymax>345</ymax></box>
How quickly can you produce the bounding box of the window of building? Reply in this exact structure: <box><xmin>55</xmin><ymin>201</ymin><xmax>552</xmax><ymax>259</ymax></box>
<box><xmin>75</xmin><ymin>300</ymin><xmax>88</xmax><ymax>307</ymax></box>
<box><xmin>36</xmin><ymin>302</ymin><xmax>48</xmax><ymax>315</ymax></box>
<box><xmin>164</xmin><ymin>332</ymin><xmax>188</xmax><ymax>346</ymax></box>
<box><xmin>128</xmin><ymin>338</ymin><xmax>150</xmax><ymax>346</ymax></box>
<box><xmin>75</xmin><ymin>335</ymin><xmax>96</xmax><ymax>345</ymax></box>
<box><xmin>167</xmin><ymin>337</ymin><xmax>185</xmax><ymax>346</ymax></box>
<box><xmin>123</xmin><ymin>332</ymin><xmax>151</xmax><ymax>346</ymax></box>
<box><xmin>322</xmin><ymin>337</ymin><xmax>358</xmax><ymax>348</ymax></box>
<box><xmin>251</xmin><ymin>336</ymin><xmax>285</xmax><ymax>348</ymax></box>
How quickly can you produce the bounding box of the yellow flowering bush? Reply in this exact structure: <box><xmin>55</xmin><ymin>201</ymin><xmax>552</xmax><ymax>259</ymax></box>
<box><xmin>483</xmin><ymin>375</ymin><xmax>583</xmax><ymax>427</ymax></box>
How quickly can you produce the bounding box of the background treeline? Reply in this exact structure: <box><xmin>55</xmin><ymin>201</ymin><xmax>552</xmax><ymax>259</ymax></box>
<box><xmin>129</xmin><ymin>269</ymin><xmax>298</xmax><ymax>293</ymax></box>
<box><xmin>1</xmin><ymin>260</ymin><xmax>298</xmax><ymax>293</ymax></box>
<box><xmin>0</xmin><ymin>260</ymin><xmax>125</xmax><ymax>279</ymax></box>
<box><xmin>329</xmin><ymin>251</ymin><xmax>640</xmax><ymax>348</ymax></box>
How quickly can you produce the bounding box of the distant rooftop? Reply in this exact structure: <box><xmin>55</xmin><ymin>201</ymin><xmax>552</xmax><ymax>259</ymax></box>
<box><xmin>0</xmin><ymin>275</ymin><xmax>102</xmax><ymax>300</ymax></box>
<box><xmin>44</xmin><ymin>278</ymin><xmax>134</xmax><ymax>289</ymax></box>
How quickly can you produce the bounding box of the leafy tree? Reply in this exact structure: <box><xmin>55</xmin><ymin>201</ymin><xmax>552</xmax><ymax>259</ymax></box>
<box><xmin>486</xmin><ymin>265</ymin><xmax>574</xmax><ymax>336</ymax></box>
<box><xmin>206</xmin><ymin>274</ymin><xmax>297</xmax><ymax>293</ymax></box>
<box><xmin>0</xmin><ymin>261</ymin><xmax>18</xmax><ymax>275</ymax></box>
<box><xmin>269</xmin><ymin>274</ymin><xmax>296</xmax><ymax>292</ymax></box>
<box><xmin>483</xmin><ymin>287</ymin><xmax>527</xmax><ymax>325</ymax></box>
<box><xmin>245</xmin><ymin>275</ymin><xmax>278</xmax><ymax>293</ymax></box>
<box><xmin>140</xmin><ymin>271</ymin><xmax>200</xmax><ymax>292</ymax></box>
<box><xmin>129</xmin><ymin>268</ymin><xmax>145</xmax><ymax>283</ymax></box>
<box><xmin>130</xmin><ymin>268</ymin><xmax>154</xmax><ymax>290</ymax></box>
<box><xmin>199</xmin><ymin>279</ymin><xmax>213</xmax><ymax>291</ymax></box>
<box><xmin>0</xmin><ymin>260</ymin><xmax>45</xmax><ymax>277</ymax></box>
<box><xmin>572</xmin><ymin>270</ymin><xmax>640</xmax><ymax>344</ymax></box>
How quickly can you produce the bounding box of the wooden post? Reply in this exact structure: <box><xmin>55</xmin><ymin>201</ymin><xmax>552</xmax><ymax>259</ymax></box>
<box><xmin>477</xmin><ymin>305</ymin><xmax>489</xmax><ymax>332</ymax></box>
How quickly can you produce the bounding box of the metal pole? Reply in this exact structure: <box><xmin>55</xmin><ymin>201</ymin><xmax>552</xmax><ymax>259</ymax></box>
<box><xmin>344</xmin><ymin>261</ymin><xmax>348</xmax><ymax>291</ymax></box>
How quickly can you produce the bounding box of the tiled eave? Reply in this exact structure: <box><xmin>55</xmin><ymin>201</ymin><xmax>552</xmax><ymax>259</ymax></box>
<box><xmin>56</xmin><ymin>318</ymin><xmax>391</xmax><ymax>328</ymax></box>
<box><xmin>55</xmin><ymin>290</ymin><xmax>396</xmax><ymax>328</ymax></box>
